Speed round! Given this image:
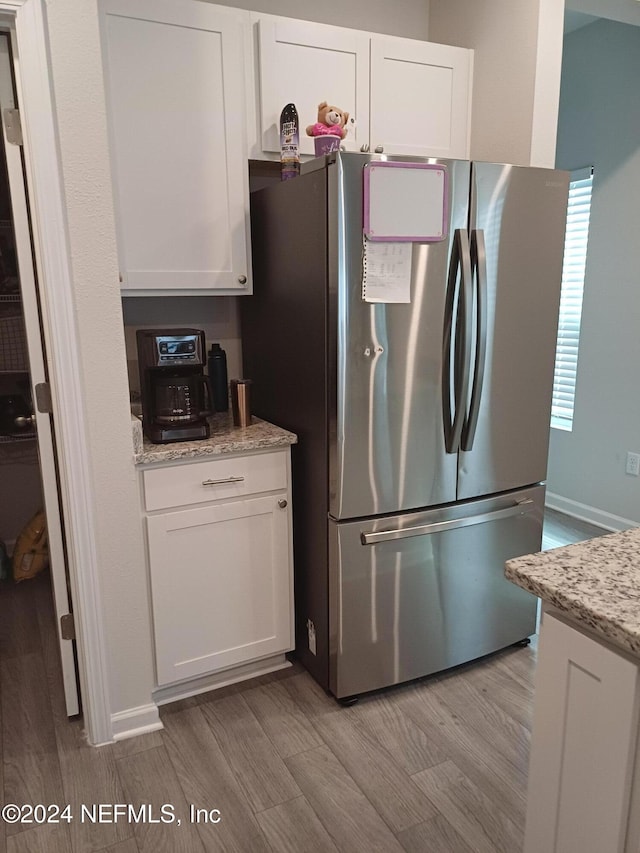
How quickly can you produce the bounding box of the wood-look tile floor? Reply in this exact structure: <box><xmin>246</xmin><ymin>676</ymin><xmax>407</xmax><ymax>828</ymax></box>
<box><xmin>541</xmin><ymin>507</ymin><xmax>608</xmax><ymax>551</ymax></box>
<box><xmin>0</xmin><ymin>509</ymin><xmax>606</xmax><ymax>852</ymax></box>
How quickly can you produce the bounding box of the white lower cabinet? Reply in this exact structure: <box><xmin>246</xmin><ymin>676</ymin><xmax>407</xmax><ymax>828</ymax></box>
<box><xmin>525</xmin><ymin>609</ymin><xmax>640</xmax><ymax>853</ymax></box>
<box><xmin>142</xmin><ymin>449</ymin><xmax>294</xmax><ymax>687</ymax></box>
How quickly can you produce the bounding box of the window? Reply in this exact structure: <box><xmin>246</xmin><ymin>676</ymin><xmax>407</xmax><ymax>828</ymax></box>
<box><xmin>551</xmin><ymin>166</ymin><xmax>593</xmax><ymax>431</ymax></box>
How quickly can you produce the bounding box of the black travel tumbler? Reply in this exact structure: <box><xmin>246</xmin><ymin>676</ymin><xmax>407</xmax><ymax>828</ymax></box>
<box><xmin>207</xmin><ymin>343</ymin><xmax>228</xmax><ymax>412</ymax></box>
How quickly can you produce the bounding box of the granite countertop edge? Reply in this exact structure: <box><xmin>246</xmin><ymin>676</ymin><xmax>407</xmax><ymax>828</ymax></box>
<box><xmin>506</xmin><ymin>526</ymin><xmax>640</xmax><ymax>658</ymax></box>
<box><xmin>132</xmin><ymin>413</ymin><xmax>297</xmax><ymax>466</ymax></box>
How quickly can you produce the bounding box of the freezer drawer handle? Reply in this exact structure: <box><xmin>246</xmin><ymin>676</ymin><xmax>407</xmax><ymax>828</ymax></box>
<box><xmin>360</xmin><ymin>499</ymin><xmax>536</xmax><ymax>545</ymax></box>
<box><xmin>202</xmin><ymin>476</ymin><xmax>245</xmax><ymax>486</ymax></box>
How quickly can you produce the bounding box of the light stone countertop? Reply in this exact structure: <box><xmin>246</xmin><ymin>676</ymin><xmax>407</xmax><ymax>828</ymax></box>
<box><xmin>131</xmin><ymin>413</ymin><xmax>144</xmax><ymax>456</ymax></box>
<box><xmin>132</xmin><ymin>411</ymin><xmax>297</xmax><ymax>465</ymax></box>
<box><xmin>506</xmin><ymin>526</ymin><xmax>640</xmax><ymax>657</ymax></box>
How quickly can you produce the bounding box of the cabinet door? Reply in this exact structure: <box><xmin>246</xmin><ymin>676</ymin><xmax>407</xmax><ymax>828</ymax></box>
<box><xmin>147</xmin><ymin>494</ymin><xmax>292</xmax><ymax>685</ymax></box>
<box><xmin>256</xmin><ymin>16</ymin><xmax>369</xmax><ymax>157</ymax></box>
<box><xmin>525</xmin><ymin>611</ymin><xmax>640</xmax><ymax>853</ymax></box>
<box><xmin>370</xmin><ymin>37</ymin><xmax>472</xmax><ymax>159</ymax></box>
<box><xmin>100</xmin><ymin>0</ymin><xmax>251</xmax><ymax>294</ymax></box>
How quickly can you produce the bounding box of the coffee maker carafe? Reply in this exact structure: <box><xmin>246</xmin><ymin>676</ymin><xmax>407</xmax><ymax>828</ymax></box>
<box><xmin>137</xmin><ymin>329</ymin><xmax>212</xmax><ymax>443</ymax></box>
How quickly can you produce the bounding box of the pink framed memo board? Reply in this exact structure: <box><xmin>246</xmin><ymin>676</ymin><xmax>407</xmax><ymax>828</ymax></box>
<box><xmin>363</xmin><ymin>161</ymin><xmax>448</xmax><ymax>242</ymax></box>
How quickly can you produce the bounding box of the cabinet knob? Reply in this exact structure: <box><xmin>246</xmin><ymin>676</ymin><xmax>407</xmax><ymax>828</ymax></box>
<box><xmin>360</xmin><ymin>144</ymin><xmax>370</xmax><ymax>153</ymax></box>
<box><xmin>374</xmin><ymin>145</ymin><xmax>384</xmax><ymax>154</ymax></box>
<box><xmin>278</xmin><ymin>499</ymin><xmax>288</xmax><ymax>509</ymax></box>
<box><xmin>238</xmin><ymin>275</ymin><xmax>247</xmax><ymax>285</ymax></box>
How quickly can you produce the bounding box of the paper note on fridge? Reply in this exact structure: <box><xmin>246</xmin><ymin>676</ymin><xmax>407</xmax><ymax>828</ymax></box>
<box><xmin>362</xmin><ymin>240</ymin><xmax>412</xmax><ymax>303</ymax></box>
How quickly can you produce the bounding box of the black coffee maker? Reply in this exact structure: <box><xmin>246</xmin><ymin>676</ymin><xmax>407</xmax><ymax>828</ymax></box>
<box><xmin>137</xmin><ymin>329</ymin><xmax>212</xmax><ymax>443</ymax></box>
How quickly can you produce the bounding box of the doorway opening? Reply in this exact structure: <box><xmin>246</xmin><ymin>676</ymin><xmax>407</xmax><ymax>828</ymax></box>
<box><xmin>0</xmin><ymin>29</ymin><xmax>80</xmax><ymax>719</ymax></box>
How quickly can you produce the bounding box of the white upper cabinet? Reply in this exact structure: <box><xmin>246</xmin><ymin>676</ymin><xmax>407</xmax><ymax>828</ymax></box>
<box><xmin>100</xmin><ymin>0</ymin><xmax>252</xmax><ymax>294</ymax></box>
<box><xmin>255</xmin><ymin>17</ymin><xmax>370</xmax><ymax>157</ymax></box>
<box><xmin>370</xmin><ymin>37</ymin><xmax>472</xmax><ymax>158</ymax></box>
<box><xmin>253</xmin><ymin>14</ymin><xmax>473</xmax><ymax>161</ymax></box>
<box><xmin>98</xmin><ymin>3</ymin><xmax>473</xmax><ymax>295</ymax></box>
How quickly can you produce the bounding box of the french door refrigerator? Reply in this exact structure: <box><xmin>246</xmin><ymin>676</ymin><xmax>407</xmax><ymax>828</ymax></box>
<box><xmin>243</xmin><ymin>152</ymin><xmax>568</xmax><ymax>700</ymax></box>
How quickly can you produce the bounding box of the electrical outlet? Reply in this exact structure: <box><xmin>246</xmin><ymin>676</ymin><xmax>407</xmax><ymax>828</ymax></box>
<box><xmin>307</xmin><ymin>619</ymin><xmax>317</xmax><ymax>655</ymax></box>
<box><xmin>626</xmin><ymin>452</ymin><xmax>640</xmax><ymax>477</ymax></box>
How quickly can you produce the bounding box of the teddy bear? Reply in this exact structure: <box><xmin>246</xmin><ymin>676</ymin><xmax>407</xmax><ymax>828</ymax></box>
<box><xmin>306</xmin><ymin>101</ymin><xmax>350</xmax><ymax>139</ymax></box>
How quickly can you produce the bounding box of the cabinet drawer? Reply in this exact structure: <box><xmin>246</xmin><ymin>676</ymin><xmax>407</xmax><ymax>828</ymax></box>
<box><xmin>142</xmin><ymin>450</ymin><xmax>288</xmax><ymax>511</ymax></box>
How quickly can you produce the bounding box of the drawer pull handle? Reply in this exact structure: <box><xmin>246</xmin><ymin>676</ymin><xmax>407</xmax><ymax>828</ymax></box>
<box><xmin>202</xmin><ymin>476</ymin><xmax>245</xmax><ymax>486</ymax></box>
<box><xmin>278</xmin><ymin>499</ymin><xmax>288</xmax><ymax>509</ymax></box>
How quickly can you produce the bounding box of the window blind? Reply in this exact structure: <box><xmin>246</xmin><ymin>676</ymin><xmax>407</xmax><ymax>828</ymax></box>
<box><xmin>551</xmin><ymin>166</ymin><xmax>593</xmax><ymax>431</ymax></box>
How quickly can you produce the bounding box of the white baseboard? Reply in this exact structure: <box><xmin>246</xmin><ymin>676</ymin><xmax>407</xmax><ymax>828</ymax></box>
<box><xmin>153</xmin><ymin>653</ymin><xmax>291</xmax><ymax>706</ymax></box>
<box><xmin>110</xmin><ymin>703</ymin><xmax>163</xmax><ymax>742</ymax></box>
<box><xmin>106</xmin><ymin>655</ymin><xmax>293</xmax><ymax>742</ymax></box>
<box><xmin>545</xmin><ymin>492</ymin><xmax>637</xmax><ymax>533</ymax></box>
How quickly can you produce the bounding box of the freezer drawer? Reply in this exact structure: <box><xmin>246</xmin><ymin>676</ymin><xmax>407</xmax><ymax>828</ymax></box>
<box><xmin>328</xmin><ymin>485</ymin><xmax>542</xmax><ymax>698</ymax></box>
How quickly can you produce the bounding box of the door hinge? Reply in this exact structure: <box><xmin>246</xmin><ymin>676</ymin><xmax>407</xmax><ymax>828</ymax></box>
<box><xmin>3</xmin><ymin>108</ymin><xmax>23</xmax><ymax>146</ymax></box>
<box><xmin>35</xmin><ymin>382</ymin><xmax>52</xmax><ymax>414</ymax></box>
<box><xmin>60</xmin><ymin>613</ymin><xmax>75</xmax><ymax>640</ymax></box>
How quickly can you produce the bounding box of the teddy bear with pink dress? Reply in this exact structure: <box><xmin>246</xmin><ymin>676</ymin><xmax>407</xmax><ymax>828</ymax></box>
<box><xmin>306</xmin><ymin>101</ymin><xmax>350</xmax><ymax>138</ymax></box>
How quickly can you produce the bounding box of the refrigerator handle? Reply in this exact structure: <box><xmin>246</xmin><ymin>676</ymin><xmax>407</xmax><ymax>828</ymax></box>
<box><xmin>442</xmin><ymin>228</ymin><xmax>472</xmax><ymax>454</ymax></box>
<box><xmin>462</xmin><ymin>229</ymin><xmax>488</xmax><ymax>451</ymax></box>
<box><xmin>360</xmin><ymin>499</ymin><xmax>536</xmax><ymax>545</ymax></box>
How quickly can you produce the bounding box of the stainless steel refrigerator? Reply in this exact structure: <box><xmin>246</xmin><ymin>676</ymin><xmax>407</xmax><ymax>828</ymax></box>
<box><xmin>243</xmin><ymin>152</ymin><xmax>568</xmax><ymax>700</ymax></box>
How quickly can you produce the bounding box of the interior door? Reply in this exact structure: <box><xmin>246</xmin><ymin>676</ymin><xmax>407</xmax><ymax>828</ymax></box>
<box><xmin>458</xmin><ymin>163</ymin><xmax>569</xmax><ymax>500</ymax></box>
<box><xmin>0</xmin><ymin>36</ymin><xmax>79</xmax><ymax>715</ymax></box>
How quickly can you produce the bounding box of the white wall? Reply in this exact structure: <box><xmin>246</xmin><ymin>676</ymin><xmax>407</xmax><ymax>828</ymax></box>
<box><xmin>567</xmin><ymin>0</ymin><xmax>640</xmax><ymax>27</ymax></box>
<box><xmin>547</xmin><ymin>19</ymin><xmax>640</xmax><ymax>528</ymax></box>
<box><xmin>122</xmin><ymin>297</ymin><xmax>243</xmax><ymax>393</ymax></box>
<box><xmin>45</xmin><ymin>0</ymin><xmax>156</xmax><ymax>717</ymax></box>
<box><xmin>429</xmin><ymin>0</ymin><xmax>563</xmax><ymax>167</ymax></box>
<box><xmin>215</xmin><ymin>0</ymin><xmax>429</xmax><ymax>38</ymax></box>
